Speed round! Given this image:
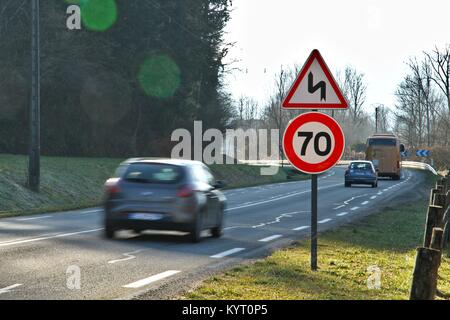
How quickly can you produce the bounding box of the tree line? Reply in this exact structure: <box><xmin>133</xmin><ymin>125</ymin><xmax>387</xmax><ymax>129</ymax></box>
<box><xmin>0</xmin><ymin>0</ymin><xmax>234</xmax><ymax>157</ymax></box>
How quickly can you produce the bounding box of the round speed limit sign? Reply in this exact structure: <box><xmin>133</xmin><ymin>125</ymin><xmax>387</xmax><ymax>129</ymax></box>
<box><xmin>283</xmin><ymin>112</ymin><xmax>345</xmax><ymax>174</ymax></box>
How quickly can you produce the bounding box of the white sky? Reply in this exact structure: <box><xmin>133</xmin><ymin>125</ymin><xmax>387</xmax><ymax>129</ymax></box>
<box><xmin>223</xmin><ymin>0</ymin><xmax>450</xmax><ymax>113</ymax></box>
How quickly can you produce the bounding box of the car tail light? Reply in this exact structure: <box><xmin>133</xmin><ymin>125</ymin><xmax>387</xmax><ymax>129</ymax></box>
<box><xmin>105</xmin><ymin>178</ymin><xmax>121</xmax><ymax>195</ymax></box>
<box><xmin>177</xmin><ymin>185</ymin><xmax>194</xmax><ymax>198</ymax></box>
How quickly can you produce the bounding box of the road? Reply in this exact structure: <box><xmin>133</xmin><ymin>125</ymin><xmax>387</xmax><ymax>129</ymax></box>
<box><xmin>0</xmin><ymin>166</ymin><xmax>423</xmax><ymax>300</ymax></box>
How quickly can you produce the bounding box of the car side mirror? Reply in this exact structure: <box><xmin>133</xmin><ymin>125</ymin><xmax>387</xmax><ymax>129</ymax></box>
<box><xmin>214</xmin><ymin>180</ymin><xmax>226</xmax><ymax>189</ymax></box>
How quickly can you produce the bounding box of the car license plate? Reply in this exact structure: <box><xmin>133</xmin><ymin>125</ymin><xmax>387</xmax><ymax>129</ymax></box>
<box><xmin>129</xmin><ymin>213</ymin><xmax>163</xmax><ymax>221</ymax></box>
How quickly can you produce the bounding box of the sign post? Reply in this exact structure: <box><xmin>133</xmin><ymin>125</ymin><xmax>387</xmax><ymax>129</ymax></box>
<box><xmin>282</xmin><ymin>49</ymin><xmax>348</xmax><ymax>271</ymax></box>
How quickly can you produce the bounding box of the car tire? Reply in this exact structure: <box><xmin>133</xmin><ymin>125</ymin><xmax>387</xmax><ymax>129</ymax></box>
<box><xmin>345</xmin><ymin>182</ymin><xmax>351</xmax><ymax>188</ymax></box>
<box><xmin>211</xmin><ymin>209</ymin><xmax>224</xmax><ymax>238</ymax></box>
<box><xmin>104</xmin><ymin>222</ymin><xmax>116</xmax><ymax>239</ymax></box>
<box><xmin>371</xmin><ymin>182</ymin><xmax>376</xmax><ymax>188</ymax></box>
<box><xmin>189</xmin><ymin>210</ymin><xmax>204</xmax><ymax>243</ymax></box>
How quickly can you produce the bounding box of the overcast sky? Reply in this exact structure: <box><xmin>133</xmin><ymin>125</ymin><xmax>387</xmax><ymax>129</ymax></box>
<box><xmin>223</xmin><ymin>0</ymin><xmax>450</xmax><ymax>114</ymax></box>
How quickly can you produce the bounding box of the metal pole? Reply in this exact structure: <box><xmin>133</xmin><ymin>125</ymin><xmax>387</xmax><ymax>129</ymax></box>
<box><xmin>311</xmin><ymin>174</ymin><xmax>318</xmax><ymax>271</ymax></box>
<box><xmin>28</xmin><ymin>0</ymin><xmax>40</xmax><ymax>192</ymax></box>
<box><xmin>375</xmin><ymin>107</ymin><xmax>379</xmax><ymax>134</ymax></box>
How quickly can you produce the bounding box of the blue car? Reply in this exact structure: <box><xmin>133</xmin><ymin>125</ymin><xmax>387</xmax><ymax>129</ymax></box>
<box><xmin>345</xmin><ymin>161</ymin><xmax>378</xmax><ymax>188</ymax></box>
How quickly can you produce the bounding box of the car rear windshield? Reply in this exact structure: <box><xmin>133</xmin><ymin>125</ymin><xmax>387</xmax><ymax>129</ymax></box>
<box><xmin>122</xmin><ymin>163</ymin><xmax>183</xmax><ymax>184</ymax></box>
<box><xmin>350</xmin><ymin>163</ymin><xmax>373</xmax><ymax>170</ymax></box>
<box><xmin>368</xmin><ymin>138</ymin><xmax>397</xmax><ymax>146</ymax></box>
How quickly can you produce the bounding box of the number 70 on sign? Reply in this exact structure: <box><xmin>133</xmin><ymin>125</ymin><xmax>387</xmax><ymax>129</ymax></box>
<box><xmin>282</xmin><ymin>112</ymin><xmax>345</xmax><ymax>175</ymax></box>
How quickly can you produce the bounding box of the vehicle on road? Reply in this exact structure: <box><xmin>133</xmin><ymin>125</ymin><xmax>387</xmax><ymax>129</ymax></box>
<box><xmin>345</xmin><ymin>160</ymin><xmax>378</xmax><ymax>188</ymax></box>
<box><xmin>365</xmin><ymin>133</ymin><xmax>404</xmax><ymax>180</ymax></box>
<box><xmin>103</xmin><ymin>159</ymin><xmax>227</xmax><ymax>242</ymax></box>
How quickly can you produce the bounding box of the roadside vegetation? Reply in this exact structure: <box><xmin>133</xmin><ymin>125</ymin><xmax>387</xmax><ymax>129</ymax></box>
<box><xmin>186</xmin><ymin>174</ymin><xmax>450</xmax><ymax>300</ymax></box>
<box><xmin>0</xmin><ymin>154</ymin><xmax>308</xmax><ymax>218</ymax></box>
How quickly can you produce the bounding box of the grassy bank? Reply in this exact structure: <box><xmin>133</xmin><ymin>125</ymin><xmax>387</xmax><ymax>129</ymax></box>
<box><xmin>0</xmin><ymin>154</ymin><xmax>307</xmax><ymax>218</ymax></box>
<box><xmin>186</xmin><ymin>191</ymin><xmax>450</xmax><ymax>300</ymax></box>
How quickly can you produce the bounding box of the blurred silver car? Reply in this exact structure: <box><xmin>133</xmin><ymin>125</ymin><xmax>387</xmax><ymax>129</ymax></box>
<box><xmin>103</xmin><ymin>159</ymin><xmax>227</xmax><ymax>242</ymax></box>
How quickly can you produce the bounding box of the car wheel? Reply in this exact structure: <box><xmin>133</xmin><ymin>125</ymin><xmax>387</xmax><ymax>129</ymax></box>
<box><xmin>211</xmin><ymin>209</ymin><xmax>224</xmax><ymax>239</ymax></box>
<box><xmin>104</xmin><ymin>222</ymin><xmax>116</xmax><ymax>239</ymax></box>
<box><xmin>189</xmin><ymin>210</ymin><xmax>204</xmax><ymax>243</ymax></box>
<box><xmin>371</xmin><ymin>182</ymin><xmax>376</xmax><ymax>188</ymax></box>
<box><xmin>345</xmin><ymin>182</ymin><xmax>351</xmax><ymax>188</ymax></box>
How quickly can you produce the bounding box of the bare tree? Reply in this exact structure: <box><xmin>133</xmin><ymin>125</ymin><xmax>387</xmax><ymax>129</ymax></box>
<box><xmin>337</xmin><ymin>66</ymin><xmax>367</xmax><ymax>124</ymax></box>
<box><xmin>424</xmin><ymin>45</ymin><xmax>450</xmax><ymax>113</ymax></box>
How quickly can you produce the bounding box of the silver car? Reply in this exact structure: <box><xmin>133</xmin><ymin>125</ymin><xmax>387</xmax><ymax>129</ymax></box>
<box><xmin>103</xmin><ymin>159</ymin><xmax>227</xmax><ymax>242</ymax></box>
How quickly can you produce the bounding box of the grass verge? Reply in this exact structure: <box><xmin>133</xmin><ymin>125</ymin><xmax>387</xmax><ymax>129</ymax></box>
<box><xmin>0</xmin><ymin>154</ymin><xmax>308</xmax><ymax>218</ymax></box>
<box><xmin>186</xmin><ymin>188</ymin><xmax>450</xmax><ymax>300</ymax></box>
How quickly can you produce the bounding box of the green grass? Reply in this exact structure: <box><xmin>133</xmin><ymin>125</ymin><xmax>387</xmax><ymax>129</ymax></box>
<box><xmin>186</xmin><ymin>192</ymin><xmax>450</xmax><ymax>300</ymax></box>
<box><xmin>0</xmin><ymin>154</ymin><xmax>308</xmax><ymax>218</ymax></box>
<box><xmin>0</xmin><ymin>154</ymin><xmax>122</xmax><ymax>218</ymax></box>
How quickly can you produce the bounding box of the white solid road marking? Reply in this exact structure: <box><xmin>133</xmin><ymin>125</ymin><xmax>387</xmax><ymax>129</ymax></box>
<box><xmin>350</xmin><ymin>207</ymin><xmax>359</xmax><ymax>211</ymax></box>
<box><xmin>0</xmin><ymin>228</ymin><xmax>104</xmax><ymax>248</ymax></box>
<box><xmin>333</xmin><ymin>205</ymin><xmax>346</xmax><ymax>210</ymax></box>
<box><xmin>361</xmin><ymin>201</ymin><xmax>369</xmax><ymax>205</ymax></box>
<box><xmin>0</xmin><ymin>284</ymin><xmax>22</xmax><ymax>295</ymax></box>
<box><xmin>210</xmin><ymin>248</ymin><xmax>246</xmax><ymax>259</ymax></box>
<box><xmin>15</xmin><ymin>215</ymin><xmax>51</xmax><ymax>221</ymax></box>
<box><xmin>225</xmin><ymin>183</ymin><xmax>342</xmax><ymax>212</ymax></box>
<box><xmin>123</xmin><ymin>270</ymin><xmax>181</xmax><ymax>289</ymax></box>
<box><xmin>108</xmin><ymin>249</ymin><xmax>146</xmax><ymax>264</ymax></box>
<box><xmin>337</xmin><ymin>212</ymin><xmax>349</xmax><ymax>217</ymax></box>
<box><xmin>82</xmin><ymin>209</ymin><xmax>103</xmax><ymax>214</ymax></box>
<box><xmin>293</xmin><ymin>226</ymin><xmax>310</xmax><ymax>231</ymax></box>
<box><xmin>259</xmin><ymin>235</ymin><xmax>283</xmax><ymax>242</ymax></box>
<box><xmin>318</xmin><ymin>219</ymin><xmax>332</xmax><ymax>224</ymax></box>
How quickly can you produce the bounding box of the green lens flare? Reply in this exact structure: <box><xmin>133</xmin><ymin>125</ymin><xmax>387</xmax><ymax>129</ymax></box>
<box><xmin>138</xmin><ymin>55</ymin><xmax>181</xmax><ymax>98</ymax></box>
<box><xmin>78</xmin><ymin>0</ymin><xmax>118</xmax><ymax>32</ymax></box>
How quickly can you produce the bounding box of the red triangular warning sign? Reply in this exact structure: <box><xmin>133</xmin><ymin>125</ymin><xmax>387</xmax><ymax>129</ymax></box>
<box><xmin>282</xmin><ymin>49</ymin><xmax>349</xmax><ymax>109</ymax></box>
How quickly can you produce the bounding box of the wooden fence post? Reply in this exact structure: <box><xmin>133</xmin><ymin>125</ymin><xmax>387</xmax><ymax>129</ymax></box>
<box><xmin>424</xmin><ymin>205</ymin><xmax>444</xmax><ymax>247</ymax></box>
<box><xmin>430</xmin><ymin>189</ymin><xmax>437</xmax><ymax>206</ymax></box>
<box><xmin>430</xmin><ymin>228</ymin><xmax>444</xmax><ymax>251</ymax></box>
<box><xmin>410</xmin><ymin>247</ymin><xmax>442</xmax><ymax>300</ymax></box>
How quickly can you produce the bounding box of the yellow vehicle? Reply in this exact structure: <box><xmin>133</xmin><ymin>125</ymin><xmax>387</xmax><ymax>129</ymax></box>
<box><xmin>365</xmin><ymin>134</ymin><xmax>405</xmax><ymax>180</ymax></box>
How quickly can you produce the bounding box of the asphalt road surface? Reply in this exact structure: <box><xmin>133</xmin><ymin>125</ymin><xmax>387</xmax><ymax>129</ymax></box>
<box><xmin>0</xmin><ymin>166</ymin><xmax>424</xmax><ymax>300</ymax></box>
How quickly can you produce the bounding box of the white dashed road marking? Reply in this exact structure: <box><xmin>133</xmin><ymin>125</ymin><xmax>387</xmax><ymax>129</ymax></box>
<box><xmin>123</xmin><ymin>270</ymin><xmax>181</xmax><ymax>289</ymax></box>
<box><xmin>337</xmin><ymin>212</ymin><xmax>349</xmax><ymax>217</ymax></box>
<box><xmin>293</xmin><ymin>226</ymin><xmax>310</xmax><ymax>231</ymax></box>
<box><xmin>259</xmin><ymin>235</ymin><xmax>283</xmax><ymax>242</ymax></box>
<box><xmin>361</xmin><ymin>201</ymin><xmax>369</xmax><ymax>205</ymax></box>
<box><xmin>350</xmin><ymin>207</ymin><xmax>360</xmax><ymax>211</ymax></box>
<box><xmin>318</xmin><ymin>219</ymin><xmax>332</xmax><ymax>224</ymax></box>
<box><xmin>210</xmin><ymin>248</ymin><xmax>246</xmax><ymax>259</ymax></box>
<box><xmin>370</xmin><ymin>196</ymin><xmax>377</xmax><ymax>200</ymax></box>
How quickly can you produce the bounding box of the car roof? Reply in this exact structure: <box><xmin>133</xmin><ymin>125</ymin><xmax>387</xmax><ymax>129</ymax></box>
<box><xmin>349</xmin><ymin>160</ymin><xmax>374</xmax><ymax>164</ymax></box>
<box><xmin>120</xmin><ymin>158</ymin><xmax>205</xmax><ymax>167</ymax></box>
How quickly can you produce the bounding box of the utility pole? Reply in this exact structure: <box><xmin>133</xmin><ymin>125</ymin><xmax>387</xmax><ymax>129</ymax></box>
<box><xmin>28</xmin><ymin>0</ymin><xmax>40</xmax><ymax>192</ymax></box>
<box><xmin>375</xmin><ymin>106</ymin><xmax>379</xmax><ymax>134</ymax></box>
